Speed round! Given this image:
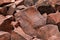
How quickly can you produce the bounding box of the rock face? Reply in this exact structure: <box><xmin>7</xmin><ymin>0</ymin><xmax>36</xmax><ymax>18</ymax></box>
<box><xmin>48</xmin><ymin>35</ymin><xmax>60</xmax><ymax>40</ymax></box>
<box><xmin>23</xmin><ymin>7</ymin><xmax>46</xmax><ymax>28</ymax></box>
<box><xmin>48</xmin><ymin>33</ymin><xmax>60</xmax><ymax>40</ymax></box>
<box><xmin>0</xmin><ymin>15</ymin><xmax>6</xmax><ymax>25</ymax></box>
<box><xmin>47</xmin><ymin>12</ymin><xmax>60</xmax><ymax>24</ymax></box>
<box><xmin>0</xmin><ymin>15</ymin><xmax>14</xmax><ymax>33</ymax></box>
<box><xmin>0</xmin><ymin>7</ymin><xmax>7</xmax><ymax>16</ymax></box>
<box><xmin>0</xmin><ymin>0</ymin><xmax>15</xmax><ymax>5</ymax></box>
<box><xmin>16</xmin><ymin>7</ymin><xmax>46</xmax><ymax>27</ymax></box>
<box><xmin>48</xmin><ymin>0</ymin><xmax>58</xmax><ymax>5</ymax></box>
<box><xmin>11</xmin><ymin>31</ymin><xmax>26</xmax><ymax>40</ymax></box>
<box><xmin>57</xmin><ymin>22</ymin><xmax>60</xmax><ymax>31</ymax></box>
<box><xmin>14</xmin><ymin>6</ymin><xmax>47</xmax><ymax>38</ymax></box>
<box><xmin>0</xmin><ymin>0</ymin><xmax>60</xmax><ymax>40</ymax></box>
<box><xmin>37</xmin><ymin>24</ymin><xmax>59</xmax><ymax>40</ymax></box>
<box><xmin>24</xmin><ymin>0</ymin><xmax>34</xmax><ymax>6</ymax></box>
<box><xmin>0</xmin><ymin>31</ymin><xmax>11</xmax><ymax>40</ymax></box>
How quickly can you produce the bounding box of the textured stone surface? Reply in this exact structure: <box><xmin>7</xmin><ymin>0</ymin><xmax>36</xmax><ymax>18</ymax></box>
<box><xmin>23</xmin><ymin>7</ymin><xmax>46</xmax><ymax>28</ymax></box>
<box><xmin>37</xmin><ymin>24</ymin><xmax>59</xmax><ymax>40</ymax></box>
<box><xmin>11</xmin><ymin>31</ymin><xmax>26</xmax><ymax>40</ymax></box>
<box><xmin>0</xmin><ymin>15</ymin><xmax>14</xmax><ymax>33</ymax></box>
<box><xmin>0</xmin><ymin>0</ymin><xmax>60</xmax><ymax>40</ymax></box>
<box><xmin>48</xmin><ymin>33</ymin><xmax>60</xmax><ymax>40</ymax></box>
<box><xmin>0</xmin><ymin>0</ymin><xmax>15</xmax><ymax>5</ymax></box>
<box><xmin>47</xmin><ymin>12</ymin><xmax>60</xmax><ymax>24</ymax></box>
<box><xmin>15</xmin><ymin>8</ymin><xmax>42</xmax><ymax>38</ymax></box>
<box><xmin>0</xmin><ymin>31</ymin><xmax>11</xmax><ymax>40</ymax></box>
<box><xmin>24</xmin><ymin>0</ymin><xmax>34</xmax><ymax>6</ymax></box>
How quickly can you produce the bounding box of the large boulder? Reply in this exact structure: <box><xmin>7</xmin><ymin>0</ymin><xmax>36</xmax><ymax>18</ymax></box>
<box><xmin>14</xmin><ymin>7</ymin><xmax>45</xmax><ymax>38</ymax></box>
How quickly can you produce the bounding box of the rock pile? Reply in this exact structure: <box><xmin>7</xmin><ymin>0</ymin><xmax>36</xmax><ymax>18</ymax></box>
<box><xmin>0</xmin><ymin>0</ymin><xmax>60</xmax><ymax>40</ymax></box>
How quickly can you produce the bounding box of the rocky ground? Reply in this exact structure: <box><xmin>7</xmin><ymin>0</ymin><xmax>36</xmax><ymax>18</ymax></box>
<box><xmin>0</xmin><ymin>0</ymin><xmax>60</xmax><ymax>40</ymax></box>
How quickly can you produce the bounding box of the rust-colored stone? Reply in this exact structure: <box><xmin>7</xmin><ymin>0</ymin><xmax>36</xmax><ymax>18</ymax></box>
<box><xmin>11</xmin><ymin>31</ymin><xmax>26</xmax><ymax>40</ymax></box>
<box><xmin>0</xmin><ymin>7</ymin><xmax>7</xmax><ymax>16</ymax></box>
<box><xmin>0</xmin><ymin>15</ymin><xmax>14</xmax><ymax>33</ymax></box>
<box><xmin>0</xmin><ymin>0</ymin><xmax>15</xmax><ymax>5</ymax></box>
<box><xmin>37</xmin><ymin>24</ymin><xmax>59</xmax><ymax>40</ymax></box>
<box><xmin>23</xmin><ymin>6</ymin><xmax>46</xmax><ymax>28</ymax></box>
<box><xmin>0</xmin><ymin>31</ymin><xmax>11</xmax><ymax>40</ymax></box>
<box><xmin>47</xmin><ymin>11</ymin><xmax>60</xmax><ymax>24</ymax></box>
<box><xmin>48</xmin><ymin>33</ymin><xmax>60</xmax><ymax>40</ymax></box>
<box><xmin>15</xmin><ymin>7</ymin><xmax>42</xmax><ymax>38</ymax></box>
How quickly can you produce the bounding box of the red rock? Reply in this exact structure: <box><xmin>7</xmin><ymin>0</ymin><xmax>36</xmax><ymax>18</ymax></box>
<box><xmin>0</xmin><ymin>15</ymin><xmax>6</xmax><ymax>25</ymax></box>
<box><xmin>37</xmin><ymin>24</ymin><xmax>59</xmax><ymax>40</ymax></box>
<box><xmin>24</xmin><ymin>0</ymin><xmax>34</xmax><ymax>6</ymax></box>
<box><xmin>23</xmin><ymin>6</ymin><xmax>46</xmax><ymax>28</ymax></box>
<box><xmin>15</xmin><ymin>7</ymin><xmax>41</xmax><ymax>38</ymax></box>
<box><xmin>11</xmin><ymin>31</ymin><xmax>26</xmax><ymax>40</ymax></box>
<box><xmin>15</xmin><ymin>7</ymin><xmax>46</xmax><ymax>28</ymax></box>
<box><xmin>0</xmin><ymin>0</ymin><xmax>15</xmax><ymax>5</ymax></box>
<box><xmin>7</xmin><ymin>4</ymin><xmax>16</xmax><ymax>15</ymax></box>
<box><xmin>48</xmin><ymin>33</ymin><xmax>60</xmax><ymax>40</ymax></box>
<box><xmin>0</xmin><ymin>31</ymin><xmax>11</xmax><ymax>40</ymax></box>
<box><xmin>48</xmin><ymin>0</ymin><xmax>58</xmax><ymax>5</ymax></box>
<box><xmin>0</xmin><ymin>7</ymin><xmax>7</xmax><ymax>16</ymax></box>
<box><xmin>11</xmin><ymin>21</ymin><xmax>19</xmax><ymax>28</ymax></box>
<box><xmin>14</xmin><ymin>27</ymin><xmax>33</xmax><ymax>40</ymax></box>
<box><xmin>47</xmin><ymin>11</ymin><xmax>60</xmax><ymax>24</ymax></box>
<box><xmin>0</xmin><ymin>15</ymin><xmax>14</xmax><ymax>33</ymax></box>
<box><xmin>17</xmin><ymin>5</ymin><xmax>27</xmax><ymax>10</ymax></box>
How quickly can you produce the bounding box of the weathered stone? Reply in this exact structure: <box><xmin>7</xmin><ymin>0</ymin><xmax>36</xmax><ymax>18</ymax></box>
<box><xmin>0</xmin><ymin>15</ymin><xmax>6</xmax><ymax>25</ymax></box>
<box><xmin>0</xmin><ymin>31</ymin><xmax>11</xmax><ymax>40</ymax></box>
<box><xmin>14</xmin><ymin>27</ymin><xmax>33</xmax><ymax>40</ymax></box>
<box><xmin>17</xmin><ymin>5</ymin><xmax>27</xmax><ymax>10</ymax></box>
<box><xmin>35</xmin><ymin>0</ymin><xmax>46</xmax><ymax>7</ymax></box>
<box><xmin>47</xmin><ymin>11</ymin><xmax>60</xmax><ymax>24</ymax></box>
<box><xmin>7</xmin><ymin>4</ymin><xmax>16</xmax><ymax>15</ymax></box>
<box><xmin>14</xmin><ymin>0</ymin><xmax>23</xmax><ymax>5</ymax></box>
<box><xmin>24</xmin><ymin>0</ymin><xmax>34</xmax><ymax>6</ymax></box>
<box><xmin>0</xmin><ymin>7</ymin><xmax>7</xmax><ymax>16</ymax></box>
<box><xmin>0</xmin><ymin>15</ymin><xmax>14</xmax><ymax>33</ymax></box>
<box><xmin>11</xmin><ymin>31</ymin><xmax>26</xmax><ymax>40</ymax></box>
<box><xmin>48</xmin><ymin>0</ymin><xmax>58</xmax><ymax>7</ymax></box>
<box><xmin>37</xmin><ymin>24</ymin><xmax>59</xmax><ymax>40</ymax></box>
<box><xmin>23</xmin><ymin>6</ymin><xmax>46</xmax><ymax>28</ymax></box>
<box><xmin>0</xmin><ymin>0</ymin><xmax>15</xmax><ymax>5</ymax></box>
<box><xmin>11</xmin><ymin>21</ymin><xmax>19</xmax><ymax>28</ymax></box>
<box><xmin>15</xmin><ymin>7</ymin><xmax>42</xmax><ymax>38</ymax></box>
<box><xmin>48</xmin><ymin>33</ymin><xmax>60</xmax><ymax>40</ymax></box>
